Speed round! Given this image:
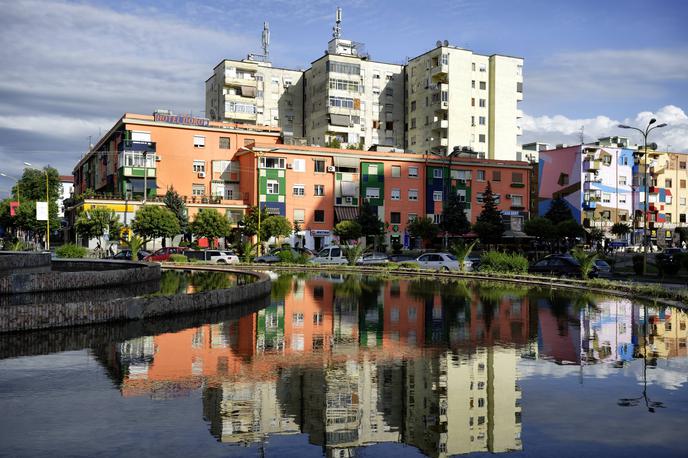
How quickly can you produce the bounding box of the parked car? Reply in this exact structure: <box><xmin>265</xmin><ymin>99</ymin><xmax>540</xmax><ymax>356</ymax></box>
<box><xmin>255</xmin><ymin>247</ymin><xmax>313</xmax><ymax>264</ymax></box>
<box><xmin>356</xmin><ymin>253</ymin><xmax>389</xmax><ymax>266</ymax></box>
<box><xmin>388</xmin><ymin>254</ymin><xmax>415</xmax><ymax>263</ymax></box>
<box><xmin>656</xmin><ymin>248</ymin><xmax>685</xmax><ymax>264</ymax></box>
<box><xmin>310</xmin><ymin>246</ymin><xmax>348</xmax><ymax>265</ymax></box>
<box><xmin>529</xmin><ymin>255</ymin><xmax>583</xmax><ymax>277</ymax></box>
<box><xmin>109</xmin><ymin>249</ymin><xmax>151</xmax><ymax>261</ymax></box>
<box><xmin>414</xmin><ymin>252</ymin><xmax>465</xmax><ymax>271</ymax></box>
<box><xmin>593</xmin><ymin>259</ymin><xmax>612</xmax><ymax>278</ymax></box>
<box><xmin>186</xmin><ymin>249</ymin><xmax>239</xmax><ymax>264</ymax></box>
<box><xmin>144</xmin><ymin>247</ymin><xmax>188</xmax><ymax>262</ymax></box>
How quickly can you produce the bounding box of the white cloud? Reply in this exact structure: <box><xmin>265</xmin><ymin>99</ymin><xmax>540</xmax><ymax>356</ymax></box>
<box><xmin>522</xmin><ymin>105</ymin><xmax>688</xmax><ymax>151</ymax></box>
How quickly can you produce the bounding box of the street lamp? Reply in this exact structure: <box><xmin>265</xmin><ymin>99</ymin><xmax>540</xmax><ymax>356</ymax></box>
<box><xmin>618</xmin><ymin>119</ymin><xmax>668</xmax><ymax>275</ymax></box>
<box><xmin>0</xmin><ymin>172</ymin><xmax>21</xmax><ymax>204</ymax></box>
<box><xmin>23</xmin><ymin>162</ymin><xmax>51</xmax><ymax>251</ymax></box>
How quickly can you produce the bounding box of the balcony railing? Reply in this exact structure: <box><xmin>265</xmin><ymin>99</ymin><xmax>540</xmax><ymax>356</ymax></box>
<box><xmin>120</xmin><ymin>140</ymin><xmax>156</xmax><ymax>152</ymax></box>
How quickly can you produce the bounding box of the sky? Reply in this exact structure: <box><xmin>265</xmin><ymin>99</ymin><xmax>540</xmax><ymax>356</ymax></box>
<box><xmin>1</xmin><ymin>0</ymin><xmax>687</xmax><ymax>195</ymax></box>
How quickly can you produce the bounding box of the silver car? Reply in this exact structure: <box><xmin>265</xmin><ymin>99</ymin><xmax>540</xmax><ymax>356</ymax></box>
<box><xmin>415</xmin><ymin>252</ymin><xmax>467</xmax><ymax>271</ymax></box>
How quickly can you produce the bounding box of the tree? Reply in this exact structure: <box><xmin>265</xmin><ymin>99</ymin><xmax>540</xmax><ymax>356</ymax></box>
<box><xmin>524</xmin><ymin>217</ymin><xmax>556</xmax><ymax>240</ymax></box>
<box><xmin>16</xmin><ymin>166</ymin><xmax>60</xmax><ymax>203</ymax></box>
<box><xmin>474</xmin><ymin>181</ymin><xmax>504</xmax><ymax>245</ymax></box>
<box><xmin>610</xmin><ymin>222</ymin><xmax>630</xmax><ymax>239</ymax></box>
<box><xmin>545</xmin><ymin>197</ymin><xmax>574</xmax><ymax>224</ymax></box>
<box><xmin>164</xmin><ymin>187</ymin><xmax>188</xmax><ymax>238</ymax></box>
<box><xmin>442</xmin><ymin>192</ymin><xmax>470</xmax><ymax>235</ymax></box>
<box><xmin>240</xmin><ymin>206</ymin><xmax>270</xmax><ymax>241</ymax></box>
<box><xmin>262</xmin><ymin>215</ymin><xmax>293</xmax><ymax>242</ymax></box>
<box><xmin>10</xmin><ymin>200</ymin><xmax>59</xmax><ymax>238</ymax></box>
<box><xmin>75</xmin><ymin>207</ymin><xmax>122</xmax><ymax>248</ymax></box>
<box><xmin>333</xmin><ymin>220</ymin><xmax>362</xmax><ymax>242</ymax></box>
<box><xmin>132</xmin><ymin>205</ymin><xmax>180</xmax><ymax>242</ymax></box>
<box><xmin>585</xmin><ymin>227</ymin><xmax>605</xmax><ymax>247</ymax></box>
<box><xmin>190</xmin><ymin>209</ymin><xmax>232</xmax><ymax>243</ymax></box>
<box><xmin>571</xmin><ymin>247</ymin><xmax>598</xmax><ymax>280</ymax></box>
<box><xmin>450</xmin><ymin>240</ymin><xmax>476</xmax><ymax>272</ymax></box>
<box><xmin>357</xmin><ymin>201</ymin><xmax>384</xmax><ymax>241</ymax></box>
<box><xmin>325</xmin><ymin>138</ymin><xmax>342</xmax><ymax>149</ymax></box>
<box><xmin>407</xmin><ymin>217</ymin><xmax>439</xmax><ymax>247</ymax></box>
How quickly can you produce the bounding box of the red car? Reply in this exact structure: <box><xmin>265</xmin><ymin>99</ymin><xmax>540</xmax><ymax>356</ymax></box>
<box><xmin>144</xmin><ymin>247</ymin><xmax>188</xmax><ymax>262</ymax></box>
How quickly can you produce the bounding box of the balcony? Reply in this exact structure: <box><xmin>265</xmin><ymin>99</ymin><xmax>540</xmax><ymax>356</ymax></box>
<box><xmin>583</xmin><ymin>159</ymin><xmax>601</xmax><ymax>171</ymax></box>
<box><xmin>224</xmin><ymin>76</ymin><xmax>257</xmax><ymax>88</ymax></box>
<box><xmin>429</xmin><ymin>136</ymin><xmax>449</xmax><ymax>150</ymax></box>
<box><xmin>431</xmin><ymin>119</ymin><xmax>449</xmax><ymax>130</ymax></box>
<box><xmin>582</xmin><ymin>201</ymin><xmax>597</xmax><ymax>210</ymax></box>
<box><xmin>223</xmin><ymin>110</ymin><xmax>257</xmax><ymax>122</ymax></box>
<box><xmin>121</xmin><ymin>140</ymin><xmax>156</xmax><ymax>153</ymax></box>
<box><xmin>430</xmin><ymin>64</ymin><xmax>449</xmax><ymax>81</ymax></box>
<box><xmin>583</xmin><ymin>179</ymin><xmax>602</xmax><ymax>191</ymax></box>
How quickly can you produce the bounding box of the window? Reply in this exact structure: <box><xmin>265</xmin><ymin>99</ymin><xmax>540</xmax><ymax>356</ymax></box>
<box><xmin>457</xmin><ymin>189</ymin><xmax>466</xmax><ymax>202</ymax></box>
<box><xmin>682</xmin><ymin>214</ymin><xmax>687</xmax><ymax>223</ymax></box>
<box><xmin>479</xmin><ymin>134</ymin><xmax>486</xmax><ymax>143</ymax></box>
<box><xmin>681</xmin><ymin>197</ymin><xmax>686</xmax><ymax>206</ymax></box>
<box><xmin>408</xmin><ymin>189</ymin><xmax>418</xmax><ymax>201</ymax></box>
<box><xmin>385</xmin><ymin>87</ymin><xmax>394</xmax><ymax>97</ymax></box>
<box><xmin>410</xmin><ymin>118</ymin><xmax>416</xmax><ymax>129</ymax></box>
<box><xmin>603</xmin><ymin>193</ymin><xmax>611</xmax><ymax>203</ymax></box>
<box><xmin>292</xmin><ymin>184</ymin><xmax>305</xmax><ymax>196</ymax></box>
<box><xmin>479</xmin><ymin>99</ymin><xmax>486</xmax><ymax>108</ymax></box>
<box><xmin>472</xmin><ymin>63</ymin><xmax>476</xmax><ymax>71</ymax></box>
<box><xmin>517</xmin><ymin>82</ymin><xmax>523</xmax><ymax>93</ymax></box>
<box><xmin>329</xmin><ymin>96</ymin><xmax>354</xmax><ymax>109</ymax></box>
<box><xmin>619</xmin><ymin>194</ymin><xmax>627</xmax><ymax>204</ymax></box>
<box><xmin>410</xmin><ymin>101</ymin><xmax>416</xmax><ymax>111</ymax></box>
<box><xmin>619</xmin><ymin>175</ymin><xmax>627</xmax><ymax>185</ymax></box>
<box><xmin>682</xmin><ymin>180</ymin><xmax>687</xmax><ymax>189</ymax></box>
<box><xmin>366</xmin><ymin>187</ymin><xmax>380</xmax><ymax>199</ymax></box>
<box><xmin>328</xmin><ymin>78</ymin><xmax>360</xmax><ymax>92</ymax></box>
<box><xmin>192</xmin><ymin>184</ymin><xmax>205</xmax><ymax>196</ymax></box>
<box><xmin>665</xmin><ymin>179</ymin><xmax>673</xmax><ymax>188</ymax></box>
<box><xmin>267</xmin><ymin>180</ymin><xmax>279</xmax><ymax>195</ymax></box>
<box><xmin>512</xmin><ymin>195</ymin><xmax>523</xmax><ymax>206</ymax></box>
<box><xmin>292</xmin><ymin>159</ymin><xmax>306</xmax><ymax>172</ymax></box>
<box><xmin>226</xmin><ymin>102</ymin><xmax>256</xmax><ymax>114</ymax></box>
<box><xmin>314</xmin><ymin>210</ymin><xmax>325</xmax><ymax>222</ymax></box>
<box><xmin>259</xmin><ymin>157</ymin><xmax>286</xmax><ymax>169</ymax></box>
<box><xmin>408</xmin><ymin>213</ymin><xmax>417</xmax><ymax>222</ymax></box>
<box><xmin>479</xmin><ymin>116</ymin><xmax>486</xmax><ymax>125</ymax></box>
<box><xmin>391</xmin><ymin>212</ymin><xmax>401</xmax><ymax>224</ymax></box>
<box><xmin>433</xmin><ymin>191</ymin><xmax>443</xmax><ymax>202</ymax></box>
<box><xmin>558</xmin><ymin>173</ymin><xmax>570</xmax><ymax>185</ymax></box>
<box><xmin>433</xmin><ymin>168</ymin><xmax>443</xmax><ymax>179</ymax></box>
<box><xmin>512</xmin><ymin>172</ymin><xmax>523</xmax><ymax>183</ymax></box>
<box><xmin>477</xmin><ymin>170</ymin><xmax>485</xmax><ymax>181</ymax></box>
<box><xmin>193</xmin><ymin>135</ymin><xmax>205</xmax><ymax>148</ymax></box>
<box><xmin>314</xmin><ymin>184</ymin><xmax>324</xmax><ymax>196</ymax></box>
<box><xmin>326</xmin><ymin>61</ymin><xmax>361</xmax><ymax>75</ymax></box>
<box><xmin>193</xmin><ymin>160</ymin><xmax>206</xmax><ymax>173</ymax></box>
<box><xmin>314</xmin><ymin>160</ymin><xmax>325</xmax><ymax>173</ymax></box>
<box><xmin>681</xmin><ymin>161</ymin><xmax>687</xmax><ymax>170</ymax></box>
<box><xmin>293</xmin><ymin>209</ymin><xmax>305</xmax><ymax>223</ymax></box>
<box><xmin>479</xmin><ymin>81</ymin><xmax>486</xmax><ymax>90</ymax></box>
<box><xmin>219</xmin><ymin>137</ymin><xmax>230</xmax><ymax>149</ymax></box>
<box><xmin>391</xmin><ymin>165</ymin><xmax>401</xmax><ymax>177</ymax></box>
<box><xmin>292</xmin><ymin>313</ymin><xmax>304</xmax><ymax>327</ymax></box>
<box><xmin>471</xmin><ymin>97</ymin><xmax>475</xmax><ymax>107</ymax></box>
<box><xmin>391</xmin><ymin>188</ymin><xmax>400</xmax><ymax>200</ymax></box>
<box><xmin>493</xmin><ymin>171</ymin><xmax>501</xmax><ymax>181</ymax></box>
<box><xmin>666</xmin><ymin>213</ymin><xmax>672</xmax><ymax>223</ymax></box>
<box><xmin>384</xmin><ymin>103</ymin><xmax>394</xmax><ymax>113</ymax></box>
<box><xmin>368</xmin><ymin>164</ymin><xmax>378</xmax><ymax>175</ymax></box>
<box><xmin>409</xmin><ymin>167</ymin><xmax>419</xmax><ymax>177</ymax></box>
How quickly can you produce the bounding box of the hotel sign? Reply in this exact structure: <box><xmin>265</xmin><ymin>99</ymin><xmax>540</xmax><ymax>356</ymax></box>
<box><xmin>153</xmin><ymin>113</ymin><xmax>209</xmax><ymax>127</ymax></box>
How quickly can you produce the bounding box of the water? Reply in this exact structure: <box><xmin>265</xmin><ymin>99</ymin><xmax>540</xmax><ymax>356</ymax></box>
<box><xmin>0</xmin><ymin>273</ymin><xmax>686</xmax><ymax>457</ymax></box>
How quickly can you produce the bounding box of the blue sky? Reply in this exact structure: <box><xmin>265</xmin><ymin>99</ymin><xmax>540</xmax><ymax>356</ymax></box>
<box><xmin>0</xmin><ymin>0</ymin><xmax>687</xmax><ymax>191</ymax></box>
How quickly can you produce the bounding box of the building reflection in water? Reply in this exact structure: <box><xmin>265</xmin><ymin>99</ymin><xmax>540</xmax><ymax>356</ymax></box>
<box><xmin>99</xmin><ymin>274</ymin><xmax>687</xmax><ymax>456</ymax></box>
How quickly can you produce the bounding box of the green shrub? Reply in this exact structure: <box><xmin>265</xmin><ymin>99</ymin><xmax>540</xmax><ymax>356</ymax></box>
<box><xmin>386</xmin><ymin>262</ymin><xmax>401</xmax><ymax>270</ymax></box>
<box><xmin>277</xmin><ymin>249</ymin><xmax>295</xmax><ymax>263</ymax></box>
<box><xmin>294</xmin><ymin>253</ymin><xmax>310</xmax><ymax>264</ymax></box>
<box><xmin>571</xmin><ymin>247</ymin><xmax>597</xmax><ymax>280</ymax></box>
<box><xmin>479</xmin><ymin>251</ymin><xmax>528</xmax><ymax>273</ymax></box>
<box><xmin>55</xmin><ymin>244</ymin><xmax>88</xmax><ymax>258</ymax></box>
<box><xmin>399</xmin><ymin>261</ymin><xmax>420</xmax><ymax>270</ymax></box>
<box><xmin>169</xmin><ymin>254</ymin><xmax>188</xmax><ymax>263</ymax></box>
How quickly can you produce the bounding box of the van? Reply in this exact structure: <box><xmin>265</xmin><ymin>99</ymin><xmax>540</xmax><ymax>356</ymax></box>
<box><xmin>310</xmin><ymin>245</ymin><xmax>348</xmax><ymax>265</ymax></box>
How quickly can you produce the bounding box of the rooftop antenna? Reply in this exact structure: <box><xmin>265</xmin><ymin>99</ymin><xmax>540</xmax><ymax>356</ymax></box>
<box><xmin>579</xmin><ymin>125</ymin><xmax>585</xmax><ymax>144</ymax></box>
<box><xmin>333</xmin><ymin>7</ymin><xmax>342</xmax><ymax>39</ymax></box>
<box><xmin>262</xmin><ymin>21</ymin><xmax>270</xmax><ymax>61</ymax></box>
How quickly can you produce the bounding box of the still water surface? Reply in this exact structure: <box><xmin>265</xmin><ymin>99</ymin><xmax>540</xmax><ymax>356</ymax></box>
<box><xmin>0</xmin><ymin>273</ymin><xmax>686</xmax><ymax>457</ymax></box>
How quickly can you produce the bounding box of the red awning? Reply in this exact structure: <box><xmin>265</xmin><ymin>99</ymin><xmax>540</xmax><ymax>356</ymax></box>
<box><xmin>665</xmin><ymin>189</ymin><xmax>672</xmax><ymax>196</ymax></box>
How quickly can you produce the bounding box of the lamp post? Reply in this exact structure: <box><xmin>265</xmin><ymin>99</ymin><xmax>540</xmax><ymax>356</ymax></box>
<box><xmin>23</xmin><ymin>162</ymin><xmax>51</xmax><ymax>251</ymax></box>
<box><xmin>618</xmin><ymin>119</ymin><xmax>668</xmax><ymax>275</ymax></box>
<box><xmin>0</xmin><ymin>172</ymin><xmax>21</xmax><ymax>204</ymax></box>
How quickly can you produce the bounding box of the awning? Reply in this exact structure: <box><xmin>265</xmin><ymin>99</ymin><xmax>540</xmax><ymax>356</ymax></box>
<box><xmin>665</xmin><ymin>189</ymin><xmax>672</xmax><ymax>196</ymax></box>
<box><xmin>330</xmin><ymin>114</ymin><xmax>350</xmax><ymax>127</ymax></box>
<box><xmin>334</xmin><ymin>156</ymin><xmax>359</xmax><ymax>170</ymax></box>
<box><xmin>241</xmin><ymin>85</ymin><xmax>256</xmax><ymax>97</ymax></box>
<box><xmin>335</xmin><ymin>206</ymin><xmax>359</xmax><ymax>222</ymax></box>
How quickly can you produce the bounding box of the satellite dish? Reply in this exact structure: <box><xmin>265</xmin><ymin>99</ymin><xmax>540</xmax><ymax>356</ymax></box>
<box><xmin>443</xmin><ymin>40</ymin><xmax>449</xmax><ymax>46</ymax></box>
<box><xmin>436</xmin><ymin>40</ymin><xmax>442</xmax><ymax>48</ymax></box>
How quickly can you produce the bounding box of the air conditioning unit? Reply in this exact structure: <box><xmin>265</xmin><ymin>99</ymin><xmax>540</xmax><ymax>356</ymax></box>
<box><xmin>506</xmin><ymin>194</ymin><xmax>512</xmax><ymax>199</ymax></box>
<box><xmin>198</xmin><ymin>172</ymin><xmax>206</xmax><ymax>178</ymax></box>
<box><xmin>286</xmin><ymin>163</ymin><xmax>293</xmax><ymax>169</ymax></box>
<box><xmin>344</xmin><ymin>196</ymin><xmax>353</xmax><ymax>204</ymax></box>
<box><xmin>327</xmin><ymin>166</ymin><xmax>336</xmax><ymax>172</ymax></box>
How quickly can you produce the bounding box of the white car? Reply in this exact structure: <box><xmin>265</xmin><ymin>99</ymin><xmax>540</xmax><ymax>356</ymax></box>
<box><xmin>415</xmin><ymin>252</ymin><xmax>469</xmax><ymax>271</ymax></box>
<box><xmin>310</xmin><ymin>246</ymin><xmax>348</xmax><ymax>265</ymax></box>
<box><xmin>194</xmin><ymin>250</ymin><xmax>239</xmax><ymax>264</ymax></box>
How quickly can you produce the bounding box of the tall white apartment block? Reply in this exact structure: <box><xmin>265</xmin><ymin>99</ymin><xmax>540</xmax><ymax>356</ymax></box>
<box><xmin>205</xmin><ymin>59</ymin><xmax>304</xmax><ymax>137</ymax></box>
<box><xmin>205</xmin><ymin>10</ymin><xmax>524</xmax><ymax>159</ymax></box>
<box><xmin>406</xmin><ymin>46</ymin><xmax>523</xmax><ymax>159</ymax></box>
<box><xmin>304</xmin><ymin>37</ymin><xmax>404</xmax><ymax>148</ymax></box>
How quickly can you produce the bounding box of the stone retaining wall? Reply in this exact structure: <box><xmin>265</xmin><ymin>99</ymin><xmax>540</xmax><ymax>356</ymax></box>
<box><xmin>0</xmin><ymin>252</ymin><xmax>51</xmax><ymax>274</ymax></box>
<box><xmin>0</xmin><ymin>259</ymin><xmax>161</xmax><ymax>294</ymax></box>
<box><xmin>0</xmin><ymin>270</ymin><xmax>271</xmax><ymax>332</ymax></box>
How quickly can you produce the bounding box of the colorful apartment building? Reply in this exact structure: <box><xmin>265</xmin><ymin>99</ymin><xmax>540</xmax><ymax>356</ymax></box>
<box><xmin>538</xmin><ymin>138</ymin><xmax>688</xmax><ymax>246</ymax></box>
<box><xmin>69</xmin><ymin>112</ymin><xmax>531</xmax><ymax>249</ymax></box>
